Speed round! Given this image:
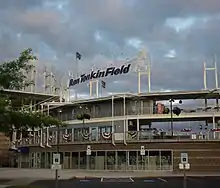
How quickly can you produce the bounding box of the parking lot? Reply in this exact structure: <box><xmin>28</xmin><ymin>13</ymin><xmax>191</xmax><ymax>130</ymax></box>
<box><xmin>1</xmin><ymin>169</ymin><xmax>220</xmax><ymax>188</ymax></box>
<box><xmin>28</xmin><ymin>176</ymin><xmax>220</xmax><ymax>188</ymax></box>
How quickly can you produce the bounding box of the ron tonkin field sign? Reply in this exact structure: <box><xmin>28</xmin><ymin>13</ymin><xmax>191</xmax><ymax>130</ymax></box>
<box><xmin>69</xmin><ymin>63</ymin><xmax>131</xmax><ymax>87</ymax></box>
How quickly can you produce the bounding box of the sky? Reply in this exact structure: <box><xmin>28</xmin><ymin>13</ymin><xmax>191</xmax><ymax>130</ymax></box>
<box><xmin>1</xmin><ymin>0</ymin><xmax>220</xmax><ymax>99</ymax></box>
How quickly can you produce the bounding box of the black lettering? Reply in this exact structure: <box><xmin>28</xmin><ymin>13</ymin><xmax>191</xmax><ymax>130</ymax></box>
<box><xmin>122</xmin><ymin>64</ymin><xmax>131</xmax><ymax>74</ymax></box>
<box><xmin>85</xmin><ymin>74</ymin><xmax>90</xmax><ymax>80</ymax></box>
<box><xmin>69</xmin><ymin>79</ymin><xmax>74</xmax><ymax>87</ymax></box>
<box><xmin>69</xmin><ymin>78</ymin><xmax>80</xmax><ymax>86</ymax></box>
<box><xmin>98</xmin><ymin>71</ymin><xmax>105</xmax><ymax>78</ymax></box>
<box><xmin>105</xmin><ymin>67</ymin><xmax>114</xmax><ymax>76</ymax></box>
<box><xmin>70</xmin><ymin>64</ymin><xmax>131</xmax><ymax>87</ymax></box>
<box><xmin>80</xmin><ymin>74</ymin><xmax>86</xmax><ymax>82</ymax></box>
<box><xmin>96</xmin><ymin>70</ymin><xmax>100</xmax><ymax>76</ymax></box>
<box><xmin>90</xmin><ymin>71</ymin><xmax>97</xmax><ymax>79</ymax></box>
<box><xmin>75</xmin><ymin>78</ymin><xmax>80</xmax><ymax>85</ymax></box>
<box><xmin>120</xmin><ymin>65</ymin><xmax>124</xmax><ymax>74</ymax></box>
<box><xmin>113</xmin><ymin>68</ymin><xmax>120</xmax><ymax>75</ymax></box>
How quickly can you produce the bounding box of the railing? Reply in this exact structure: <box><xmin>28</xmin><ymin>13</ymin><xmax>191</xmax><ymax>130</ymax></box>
<box><xmin>126</xmin><ymin>131</ymin><xmax>220</xmax><ymax>142</ymax></box>
<box><xmin>16</xmin><ymin>132</ymin><xmax>113</xmax><ymax>147</ymax></box>
<box><xmin>61</xmin><ymin>104</ymin><xmax>220</xmax><ymax>121</ymax></box>
<box><xmin>15</xmin><ymin>130</ymin><xmax>220</xmax><ymax>147</ymax></box>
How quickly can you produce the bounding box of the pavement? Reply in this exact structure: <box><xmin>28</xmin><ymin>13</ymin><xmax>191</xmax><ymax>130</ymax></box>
<box><xmin>29</xmin><ymin>177</ymin><xmax>220</xmax><ymax>188</ymax></box>
<box><xmin>1</xmin><ymin>169</ymin><xmax>220</xmax><ymax>187</ymax></box>
<box><xmin>1</xmin><ymin>168</ymin><xmax>220</xmax><ymax>179</ymax></box>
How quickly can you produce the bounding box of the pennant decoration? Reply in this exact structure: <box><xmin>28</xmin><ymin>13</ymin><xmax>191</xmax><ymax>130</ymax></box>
<box><xmin>63</xmin><ymin>133</ymin><xmax>71</xmax><ymax>142</ymax></box>
<box><xmin>211</xmin><ymin>128</ymin><xmax>220</xmax><ymax>132</ymax></box>
<box><xmin>101</xmin><ymin>132</ymin><xmax>112</xmax><ymax>140</ymax></box>
<box><xmin>181</xmin><ymin>128</ymin><xmax>192</xmax><ymax>132</ymax></box>
<box><xmin>81</xmin><ymin>132</ymin><xmax>91</xmax><ymax>140</ymax></box>
<box><xmin>128</xmin><ymin>131</ymin><xmax>137</xmax><ymax>138</ymax></box>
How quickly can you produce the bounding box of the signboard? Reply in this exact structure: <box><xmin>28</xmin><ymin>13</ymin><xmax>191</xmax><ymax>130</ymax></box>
<box><xmin>86</xmin><ymin>145</ymin><xmax>91</xmax><ymax>156</ymax></box>
<box><xmin>181</xmin><ymin>153</ymin><xmax>188</xmax><ymax>164</ymax></box>
<box><xmin>53</xmin><ymin>153</ymin><xmax>60</xmax><ymax>165</ymax></box>
<box><xmin>140</xmin><ymin>146</ymin><xmax>145</xmax><ymax>155</ymax></box>
<box><xmin>69</xmin><ymin>64</ymin><xmax>131</xmax><ymax>87</ymax></box>
<box><xmin>51</xmin><ymin>164</ymin><xmax>62</xmax><ymax>170</ymax></box>
<box><xmin>179</xmin><ymin>163</ymin><xmax>190</xmax><ymax>170</ymax></box>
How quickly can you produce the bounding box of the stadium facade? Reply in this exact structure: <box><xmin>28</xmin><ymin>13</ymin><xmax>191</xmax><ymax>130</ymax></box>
<box><xmin>13</xmin><ymin>90</ymin><xmax>220</xmax><ymax>172</ymax></box>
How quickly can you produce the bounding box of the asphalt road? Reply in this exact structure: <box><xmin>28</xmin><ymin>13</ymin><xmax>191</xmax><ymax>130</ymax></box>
<box><xmin>27</xmin><ymin>177</ymin><xmax>220</xmax><ymax>188</ymax></box>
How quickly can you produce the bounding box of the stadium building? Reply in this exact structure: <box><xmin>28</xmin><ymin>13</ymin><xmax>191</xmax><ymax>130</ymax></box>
<box><xmin>3</xmin><ymin>49</ymin><xmax>220</xmax><ymax>172</ymax></box>
<box><xmin>14</xmin><ymin>89</ymin><xmax>220</xmax><ymax>172</ymax></box>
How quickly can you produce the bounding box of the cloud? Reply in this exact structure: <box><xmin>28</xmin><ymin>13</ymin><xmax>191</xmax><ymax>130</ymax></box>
<box><xmin>0</xmin><ymin>0</ymin><xmax>220</xmax><ymax>97</ymax></box>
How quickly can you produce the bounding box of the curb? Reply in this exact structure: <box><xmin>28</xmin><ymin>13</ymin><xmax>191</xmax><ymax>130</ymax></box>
<box><xmin>68</xmin><ymin>174</ymin><xmax>220</xmax><ymax>180</ymax></box>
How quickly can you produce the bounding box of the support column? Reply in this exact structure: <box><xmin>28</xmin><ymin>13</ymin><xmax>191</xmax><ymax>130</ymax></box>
<box><xmin>216</xmin><ymin>96</ymin><xmax>219</xmax><ymax>112</ymax></box>
<box><xmin>96</xmin><ymin>127</ymin><xmax>98</xmax><ymax>141</ymax></box>
<box><xmin>123</xmin><ymin>95</ymin><xmax>127</xmax><ymax>145</ymax></box>
<box><xmin>214</xmin><ymin>60</ymin><xmax>218</xmax><ymax>89</ymax></box>
<box><xmin>111</xmin><ymin>96</ymin><xmax>115</xmax><ymax>145</ymax></box>
<box><xmin>69</xmin><ymin>152</ymin><xmax>72</xmax><ymax>169</ymax></box>
<box><xmin>78</xmin><ymin>152</ymin><xmax>80</xmax><ymax>169</ymax></box>
<box><xmin>89</xmin><ymin>81</ymin><xmax>92</xmax><ymax>98</ymax></box>
<box><xmin>137</xmin><ymin>119</ymin><xmax>140</xmax><ymax>140</ymax></box>
<box><xmin>137</xmin><ymin>49</ymin><xmax>151</xmax><ymax>94</ymax></box>
<box><xmin>126</xmin><ymin>151</ymin><xmax>129</xmax><ymax>171</ymax></box>
<box><xmin>213</xmin><ymin>115</ymin><xmax>216</xmax><ymax>139</ymax></box>
<box><xmin>104</xmin><ymin>151</ymin><xmax>107</xmax><ymax>170</ymax></box>
<box><xmin>89</xmin><ymin>79</ymin><xmax>99</xmax><ymax>98</ymax></box>
<box><xmin>96</xmin><ymin>80</ymin><xmax>99</xmax><ymax>98</ymax></box>
<box><xmin>205</xmin><ymin>98</ymin><xmax>209</xmax><ymax>132</ymax></box>
<box><xmin>71</xmin><ymin>128</ymin><xmax>74</xmax><ymax>143</ymax></box>
<box><xmin>204</xmin><ymin>59</ymin><xmax>219</xmax><ymax>90</ymax></box>
<box><xmin>136</xmin><ymin>151</ymin><xmax>138</xmax><ymax>170</ymax></box>
<box><xmin>115</xmin><ymin>151</ymin><xmax>118</xmax><ymax>171</ymax></box>
<box><xmin>86</xmin><ymin>155</ymin><xmax>90</xmax><ymax>170</ymax></box>
<box><xmin>159</xmin><ymin>150</ymin><xmax>161</xmax><ymax>170</ymax></box>
<box><xmin>138</xmin><ymin>71</ymin><xmax>141</xmax><ymax>94</ymax></box>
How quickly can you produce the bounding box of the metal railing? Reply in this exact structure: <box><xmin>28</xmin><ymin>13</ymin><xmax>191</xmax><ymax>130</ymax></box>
<box><xmin>15</xmin><ymin>130</ymin><xmax>220</xmax><ymax>147</ymax></box>
<box><xmin>126</xmin><ymin>131</ymin><xmax>219</xmax><ymax>142</ymax></box>
<box><xmin>16</xmin><ymin>132</ymin><xmax>113</xmax><ymax>146</ymax></box>
<box><xmin>61</xmin><ymin>104</ymin><xmax>220</xmax><ymax>121</ymax></box>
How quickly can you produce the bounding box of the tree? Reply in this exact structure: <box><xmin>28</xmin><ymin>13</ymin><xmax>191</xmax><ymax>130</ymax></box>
<box><xmin>0</xmin><ymin>48</ymin><xmax>35</xmax><ymax>90</ymax></box>
<box><xmin>0</xmin><ymin>48</ymin><xmax>63</xmax><ymax>137</ymax></box>
<box><xmin>76</xmin><ymin>110</ymin><xmax>91</xmax><ymax>131</ymax></box>
<box><xmin>76</xmin><ymin>106</ymin><xmax>91</xmax><ymax>127</ymax></box>
<box><xmin>77</xmin><ymin>113</ymin><xmax>91</xmax><ymax>123</ymax></box>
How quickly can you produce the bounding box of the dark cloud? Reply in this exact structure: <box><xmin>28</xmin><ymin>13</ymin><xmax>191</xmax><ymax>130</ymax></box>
<box><xmin>0</xmin><ymin>0</ymin><xmax>220</xmax><ymax>95</ymax></box>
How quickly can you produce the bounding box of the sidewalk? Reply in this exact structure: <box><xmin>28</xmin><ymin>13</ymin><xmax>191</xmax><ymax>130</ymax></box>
<box><xmin>0</xmin><ymin>168</ymin><xmax>220</xmax><ymax>180</ymax></box>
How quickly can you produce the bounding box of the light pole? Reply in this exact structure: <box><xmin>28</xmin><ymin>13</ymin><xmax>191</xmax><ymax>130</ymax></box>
<box><xmin>55</xmin><ymin>109</ymin><xmax>62</xmax><ymax>188</ymax></box>
<box><xmin>169</xmin><ymin>99</ymin><xmax>175</xmax><ymax>137</ymax></box>
<box><xmin>169</xmin><ymin>99</ymin><xmax>182</xmax><ymax>137</ymax></box>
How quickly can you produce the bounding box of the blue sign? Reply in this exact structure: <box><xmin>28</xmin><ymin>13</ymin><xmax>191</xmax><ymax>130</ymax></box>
<box><xmin>69</xmin><ymin>64</ymin><xmax>131</xmax><ymax>87</ymax></box>
<box><xmin>17</xmin><ymin>146</ymin><xmax>29</xmax><ymax>153</ymax></box>
<box><xmin>143</xmin><ymin>179</ymin><xmax>155</xmax><ymax>183</ymax></box>
<box><xmin>79</xmin><ymin>180</ymin><xmax>90</xmax><ymax>182</ymax></box>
